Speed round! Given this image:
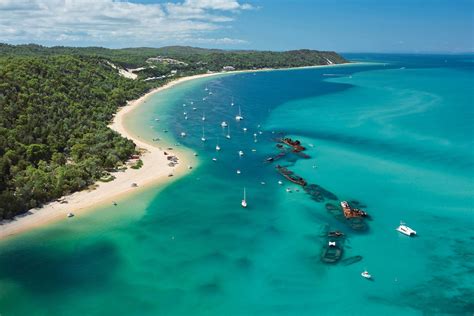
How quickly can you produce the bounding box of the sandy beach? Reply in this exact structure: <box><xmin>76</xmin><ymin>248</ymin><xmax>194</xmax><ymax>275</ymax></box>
<box><xmin>0</xmin><ymin>64</ymin><xmax>359</xmax><ymax>240</ymax></box>
<box><xmin>0</xmin><ymin>73</ymin><xmax>227</xmax><ymax>240</ymax></box>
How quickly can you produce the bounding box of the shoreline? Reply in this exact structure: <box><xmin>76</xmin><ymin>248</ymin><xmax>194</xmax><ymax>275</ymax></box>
<box><xmin>0</xmin><ymin>62</ymin><xmax>363</xmax><ymax>241</ymax></box>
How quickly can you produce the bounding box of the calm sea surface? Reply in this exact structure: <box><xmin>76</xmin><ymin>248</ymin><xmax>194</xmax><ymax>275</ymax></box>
<box><xmin>0</xmin><ymin>54</ymin><xmax>473</xmax><ymax>315</ymax></box>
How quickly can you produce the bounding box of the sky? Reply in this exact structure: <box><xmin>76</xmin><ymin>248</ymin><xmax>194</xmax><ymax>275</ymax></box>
<box><xmin>0</xmin><ymin>0</ymin><xmax>472</xmax><ymax>52</ymax></box>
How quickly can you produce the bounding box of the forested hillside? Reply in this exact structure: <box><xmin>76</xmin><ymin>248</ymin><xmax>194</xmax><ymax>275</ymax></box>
<box><xmin>0</xmin><ymin>44</ymin><xmax>347</xmax><ymax>69</ymax></box>
<box><xmin>0</xmin><ymin>55</ymin><xmax>150</xmax><ymax>219</ymax></box>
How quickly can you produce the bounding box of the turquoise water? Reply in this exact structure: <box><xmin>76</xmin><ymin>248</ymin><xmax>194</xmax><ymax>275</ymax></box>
<box><xmin>0</xmin><ymin>55</ymin><xmax>473</xmax><ymax>315</ymax></box>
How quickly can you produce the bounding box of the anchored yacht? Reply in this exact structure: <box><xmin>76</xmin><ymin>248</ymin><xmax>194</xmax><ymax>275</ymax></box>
<box><xmin>396</xmin><ymin>222</ymin><xmax>417</xmax><ymax>236</ymax></box>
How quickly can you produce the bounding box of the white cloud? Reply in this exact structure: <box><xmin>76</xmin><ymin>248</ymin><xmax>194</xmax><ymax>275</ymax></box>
<box><xmin>0</xmin><ymin>0</ymin><xmax>252</xmax><ymax>47</ymax></box>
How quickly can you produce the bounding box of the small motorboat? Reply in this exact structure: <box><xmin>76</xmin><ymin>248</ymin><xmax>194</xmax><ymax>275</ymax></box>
<box><xmin>180</xmin><ymin>132</ymin><xmax>186</xmax><ymax>137</ymax></box>
<box><xmin>192</xmin><ymin>107</ymin><xmax>197</xmax><ymax>111</ymax></box>
<box><xmin>236</xmin><ymin>169</ymin><xmax>241</xmax><ymax>174</ymax></box>
<box><xmin>212</xmin><ymin>157</ymin><xmax>217</xmax><ymax>162</ymax></box>
<box><xmin>67</xmin><ymin>212</ymin><xmax>74</xmax><ymax>218</ymax></box>
<box><xmin>361</xmin><ymin>270</ymin><xmax>372</xmax><ymax>279</ymax></box>
<box><xmin>216</xmin><ymin>145</ymin><xmax>221</xmax><ymax>151</ymax></box>
<box><xmin>396</xmin><ymin>222</ymin><xmax>417</xmax><ymax>236</ymax></box>
<box><xmin>238</xmin><ymin>150</ymin><xmax>244</xmax><ymax>157</ymax></box>
<box><xmin>221</xmin><ymin>121</ymin><xmax>228</xmax><ymax>128</ymax></box>
<box><xmin>193</xmin><ymin>152</ymin><xmax>198</xmax><ymax>156</ymax></box>
<box><xmin>243</xmin><ymin>127</ymin><xmax>247</xmax><ymax>132</ymax></box>
<box><xmin>278</xmin><ymin>180</ymin><xmax>283</xmax><ymax>185</ymax></box>
<box><xmin>286</xmin><ymin>188</ymin><xmax>292</xmax><ymax>193</ymax></box>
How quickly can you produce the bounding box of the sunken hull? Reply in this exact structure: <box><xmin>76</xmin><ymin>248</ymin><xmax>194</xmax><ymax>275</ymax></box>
<box><xmin>321</xmin><ymin>244</ymin><xmax>343</xmax><ymax>263</ymax></box>
<box><xmin>276</xmin><ymin>166</ymin><xmax>307</xmax><ymax>186</ymax></box>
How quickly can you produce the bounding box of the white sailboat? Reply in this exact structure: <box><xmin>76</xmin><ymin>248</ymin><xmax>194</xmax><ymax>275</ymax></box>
<box><xmin>216</xmin><ymin>137</ymin><xmax>221</xmax><ymax>151</ymax></box>
<box><xmin>221</xmin><ymin>121</ymin><xmax>228</xmax><ymax>128</ymax></box>
<box><xmin>202</xmin><ymin>112</ymin><xmax>206</xmax><ymax>121</ymax></box>
<box><xmin>241</xmin><ymin>188</ymin><xmax>247</xmax><ymax>208</ymax></box>
<box><xmin>235</xmin><ymin>105</ymin><xmax>243</xmax><ymax>121</ymax></box>
<box><xmin>201</xmin><ymin>126</ymin><xmax>206</xmax><ymax>142</ymax></box>
<box><xmin>238</xmin><ymin>150</ymin><xmax>244</xmax><ymax>157</ymax></box>
<box><xmin>231</xmin><ymin>97</ymin><xmax>234</xmax><ymax>106</ymax></box>
<box><xmin>226</xmin><ymin>125</ymin><xmax>231</xmax><ymax>139</ymax></box>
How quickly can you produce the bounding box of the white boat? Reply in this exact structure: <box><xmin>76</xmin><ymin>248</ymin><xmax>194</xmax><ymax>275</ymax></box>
<box><xmin>241</xmin><ymin>188</ymin><xmax>247</xmax><ymax>208</ymax></box>
<box><xmin>361</xmin><ymin>271</ymin><xmax>372</xmax><ymax>279</ymax></box>
<box><xmin>286</xmin><ymin>188</ymin><xmax>292</xmax><ymax>193</ymax></box>
<box><xmin>184</xmin><ymin>116</ymin><xmax>188</xmax><ymax>120</ymax></box>
<box><xmin>221</xmin><ymin>121</ymin><xmax>228</xmax><ymax>128</ymax></box>
<box><xmin>192</xmin><ymin>107</ymin><xmax>197</xmax><ymax>111</ymax></box>
<box><xmin>190</xmin><ymin>101</ymin><xmax>194</xmax><ymax>105</ymax></box>
<box><xmin>226</xmin><ymin>125</ymin><xmax>231</xmax><ymax>139</ymax></box>
<box><xmin>205</xmin><ymin>86</ymin><xmax>208</xmax><ymax>91</ymax></box>
<box><xmin>236</xmin><ymin>169</ymin><xmax>241</xmax><ymax>174</ymax></box>
<box><xmin>202</xmin><ymin>113</ymin><xmax>206</xmax><ymax>121</ymax></box>
<box><xmin>180</xmin><ymin>132</ymin><xmax>186</xmax><ymax>137</ymax></box>
<box><xmin>231</xmin><ymin>97</ymin><xmax>234</xmax><ymax>106</ymax></box>
<box><xmin>193</xmin><ymin>152</ymin><xmax>198</xmax><ymax>156</ymax></box>
<box><xmin>396</xmin><ymin>222</ymin><xmax>417</xmax><ymax>236</ymax></box>
<box><xmin>155</xmin><ymin>118</ymin><xmax>160</xmax><ymax>121</ymax></box>
<box><xmin>183</xmin><ymin>103</ymin><xmax>186</xmax><ymax>107</ymax></box>
<box><xmin>212</xmin><ymin>157</ymin><xmax>217</xmax><ymax>161</ymax></box>
<box><xmin>67</xmin><ymin>212</ymin><xmax>74</xmax><ymax>218</ymax></box>
<box><xmin>216</xmin><ymin>145</ymin><xmax>221</xmax><ymax>151</ymax></box>
<box><xmin>235</xmin><ymin>106</ymin><xmax>244</xmax><ymax>121</ymax></box>
<box><xmin>238</xmin><ymin>150</ymin><xmax>244</xmax><ymax>157</ymax></box>
<box><xmin>183</xmin><ymin>111</ymin><xmax>187</xmax><ymax>115</ymax></box>
<box><xmin>201</xmin><ymin>127</ymin><xmax>206</xmax><ymax>142</ymax></box>
<box><xmin>278</xmin><ymin>180</ymin><xmax>283</xmax><ymax>185</ymax></box>
<box><xmin>242</xmin><ymin>127</ymin><xmax>247</xmax><ymax>132</ymax></box>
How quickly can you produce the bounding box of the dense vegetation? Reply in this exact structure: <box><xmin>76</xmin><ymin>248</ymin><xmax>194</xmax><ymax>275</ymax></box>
<box><xmin>0</xmin><ymin>44</ymin><xmax>347</xmax><ymax>69</ymax></box>
<box><xmin>0</xmin><ymin>55</ymin><xmax>150</xmax><ymax>219</ymax></box>
<box><xmin>0</xmin><ymin>44</ymin><xmax>347</xmax><ymax>220</ymax></box>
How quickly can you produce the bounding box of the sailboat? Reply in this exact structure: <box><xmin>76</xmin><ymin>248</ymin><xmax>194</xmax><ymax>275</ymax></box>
<box><xmin>226</xmin><ymin>125</ymin><xmax>231</xmax><ymax>139</ymax></box>
<box><xmin>238</xmin><ymin>150</ymin><xmax>244</xmax><ymax>157</ymax></box>
<box><xmin>216</xmin><ymin>137</ymin><xmax>221</xmax><ymax>151</ymax></box>
<box><xmin>202</xmin><ymin>111</ymin><xmax>206</xmax><ymax>121</ymax></box>
<box><xmin>221</xmin><ymin>121</ymin><xmax>228</xmax><ymax>128</ymax></box>
<box><xmin>231</xmin><ymin>97</ymin><xmax>234</xmax><ymax>106</ymax></box>
<box><xmin>241</xmin><ymin>188</ymin><xmax>247</xmax><ymax>208</ymax></box>
<box><xmin>235</xmin><ymin>105</ymin><xmax>243</xmax><ymax>121</ymax></box>
<box><xmin>201</xmin><ymin>126</ymin><xmax>206</xmax><ymax>142</ymax></box>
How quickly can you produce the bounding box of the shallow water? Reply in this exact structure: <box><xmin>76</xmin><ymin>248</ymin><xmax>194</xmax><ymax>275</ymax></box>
<box><xmin>0</xmin><ymin>55</ymin><xmax>473</xmax><ymax>315</ymax></box>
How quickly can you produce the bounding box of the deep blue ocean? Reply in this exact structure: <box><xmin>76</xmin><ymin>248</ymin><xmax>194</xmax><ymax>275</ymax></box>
<box><xmin>0</xmin><ymin>54</ymin><xmax>473</xmax><ymax>315</ymax></box>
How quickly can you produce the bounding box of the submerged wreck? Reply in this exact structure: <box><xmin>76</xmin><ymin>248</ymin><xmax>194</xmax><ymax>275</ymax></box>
<box><xmin>280</xmin><ymin>137</ymin><xmax>306</xmax><ymax>152</ymax></box>
<box><xmin>340</xmin><ymin>201</ymin><xmax>368</xmax><ymax>219</ymax></box>
<box><xmin>276</xmin><ymin>165</ymin><xmax>307</xmax><ymax>186</ymax></box>
<box><xmin>321</xmin><ymin>231</ymin><xmax>345</xmax><ymax>264</ymax></box>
